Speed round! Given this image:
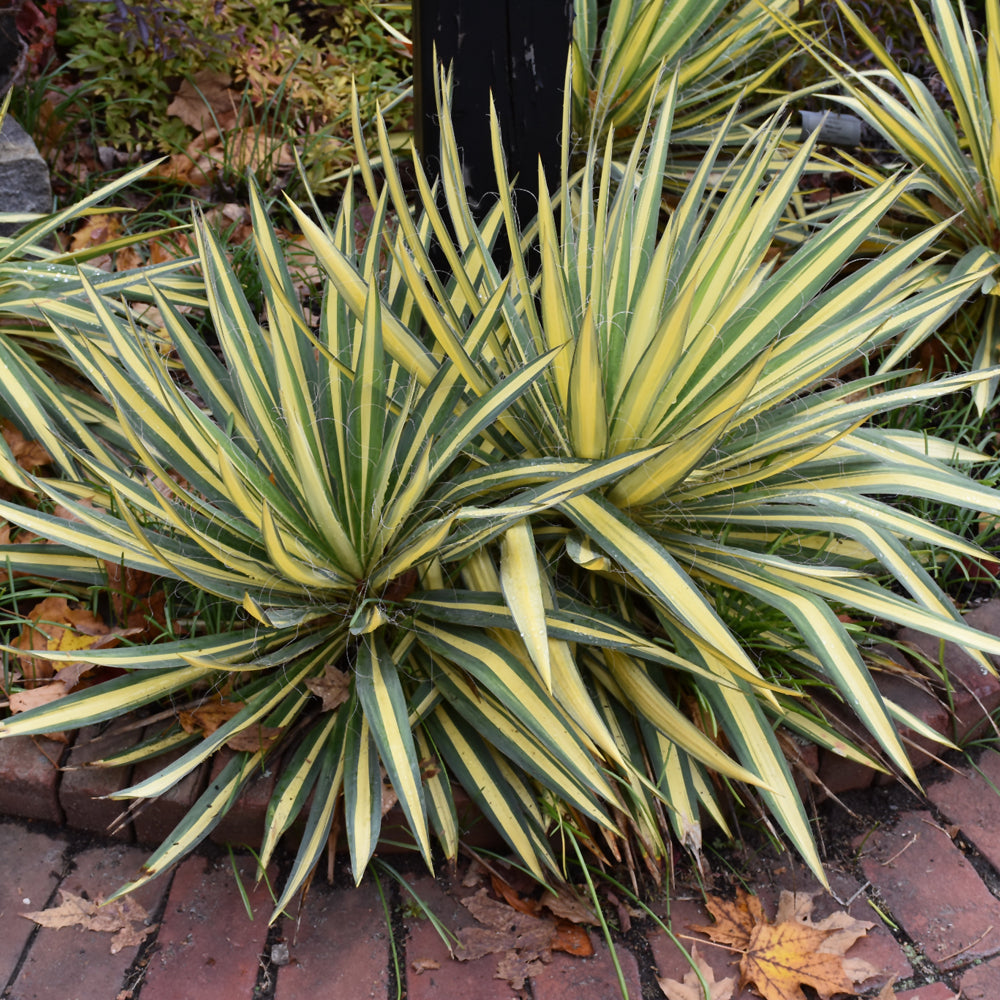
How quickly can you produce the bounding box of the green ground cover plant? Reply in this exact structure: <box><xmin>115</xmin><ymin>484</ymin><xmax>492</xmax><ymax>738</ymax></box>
<box><xmin>3</xmin><ymin>0</ymin><xmax>1000</xmax><ymax>922</ymax></box>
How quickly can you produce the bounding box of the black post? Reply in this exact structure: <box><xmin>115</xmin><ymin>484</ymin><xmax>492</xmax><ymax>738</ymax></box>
<box><xmin>412</xmin><ymin>0</ymin><xmax>573</xmax><ymax>216</ymax></box>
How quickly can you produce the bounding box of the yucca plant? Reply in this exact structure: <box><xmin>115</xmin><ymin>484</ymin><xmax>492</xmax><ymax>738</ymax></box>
<box><xmin>319</xmin><ymin>74</ymin><xmax>1000</xmax><ymax>876</ymax></box>
<box><xmin>572</xmin><ymin>0</ymin><xmax>811</xmax><ymax>152</ymax></box>
<box><xmin>0</xmin><ymin>169</ymin><xmax>678</xmax><ymax>916</ymax></box>
<box><xmin>3</xmin><ymin>73</ymin><xmax>1000</xmax><ymax>916</ymax></box>
<box><xmin>773</xmin><ymin>0</ymin><xmax>1000</xmax><ymax>411</ymax></box>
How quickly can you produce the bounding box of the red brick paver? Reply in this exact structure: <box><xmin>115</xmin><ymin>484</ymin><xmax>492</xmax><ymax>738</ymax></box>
<box><xmin>959</xmin><ymin>954</ymin><xmax>1000</xmax><ymax>1000</ymax></box>
<box><xmin>7</xmin><ymin>843</ymin><xmax>166</xmax><ymax>1000</ymax></box>
<box><xmin>404</xmin><ymin>872</ymin><xmax>516</xmax><ymax>1000</ymax></box>
<box><xmin>0</xmin><ymin>735</ymin><xmax>68</xmax><ymax>823</ymax></box>
<box><xmin>205</xmin><ymin>751</ymin><xmax>277</xmax><ymax>849</ymax></box>
<box><xmin>275</xmin><ymin>879</ymin><xmax>388</xmax><ymax>1000</ymax></box>
<box><xmin>756</xmin><ymin>864</ymin><xmax>914</xmax><ymax>992</ymax></box>
<box><xmin>530</xmin><ymin>940</ymin><xmax>642</xmax><ymax>1000</ymax></box>
<box><xmin>137</xmin><ymin>854</ymin><xmax>272</xmax><ymax>1000</ymax></box>
<box><xmin>927</xmin><ymin>747</ymin><xmax>1000</xmax><ymax>871</ymax></box>
<box><xmin>647</xmin><ymin>897</ymin><xmax>755</xmax><ymax>1000</ymax></box>
<box><xmin>129</xmin><ymin>735</ymin><xmax>209</xmax><ymax>847</ymax></box>
<box><xmin>895</xmin><ymin>984</ymin><xmax>958</xmax><ymax>1000</ymax></box>
<box><xmin>857</xmin><ymin>810</ymin><xmax>1000</xmax><ymax>970</ymax></box>
<box><xmin>59</xmin><ymin>724</ymin><xmax>135</xmax><ymax>841</ymax></box>
<box><xmin>0</xmin><ymin>823</ymin><xmax>66</xmax><ymax>984</ymax></box>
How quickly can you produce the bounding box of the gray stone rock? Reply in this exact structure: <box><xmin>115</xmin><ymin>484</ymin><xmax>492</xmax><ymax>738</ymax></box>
<box><xmin>0</xmin><ymin>113</ymin><xmax>51</xmax><ymax>237</ymax></box>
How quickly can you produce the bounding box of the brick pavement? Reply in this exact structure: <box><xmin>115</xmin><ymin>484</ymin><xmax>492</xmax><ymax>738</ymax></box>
<box><xmin>4</xmin><ymin>599</ymin><xmax>1000</xmax><ymax>997</ymax></box>
<box><xmin>1</xmin><ymin>745</ymin><xmax>1000</xmax><ymax>998</ymax></box>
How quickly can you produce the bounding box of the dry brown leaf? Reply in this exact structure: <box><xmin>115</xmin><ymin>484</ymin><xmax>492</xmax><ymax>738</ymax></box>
<box><xmin>410</xmin><ymin>958</ymin><xmax>440</xmax><ymax>974</ymax></box>
<box><xmin>9</xmin><ymin>679</ymin><xmax>70</xmax><ymax>713</ymax></box>
<box><xmin>70</xmin><ymin>214</ymin><xmax>122</xmax><ymax>252</ymax></box>
<box><xmin>11</xmin><ymin>597</ymin><xmax>110</xmax><ymax>683</ymax></box>
<box><xmin>549</xmin><ymin>919</ymin><xmax>593</xmax><ymax>957</ymax></box>
<box><xmin>149</xmin><ymin>234</ymin><xmax>193</xmax><ymax>264</ymax></box>
<box><xmin>147</xmin><ymin>153</ymin><xmax>199</xmax><ymax>186</ymax></box>
<box><xmin>225</xmin><ymin>725</ymin><xmax>282</xmax><ymax>753</ymax></box>
<box><xmin>305</xmin><ymin>665</ymin><xmax>352</xmax><ymax>712</ymax></box>
<box><xmin>1</xmin><ymin>419</ymin><xmax>51</xmax><ymax>472</ymax></box>
<box><xmin>456</xmin><ymin>888</ymin><xmax>555</xmax><ymax>990</ymax></box>
<box><xmin>488</xmin><ymin>875</ymin><xmax>594</xmax><ymax>957</ymax></box>
<box><xmin>692</xmin><ymin>890</ymin><xmax>879</xmax><ymax>1000</ymax></box>
<box><xmin>178</xmin><ymin>700</ymin><xmax>243</xmax><ymax>736</ymax></box>
<box><xmin>540</xmin><ymin>886</ymin><xmax>599</xmax><ymax>925</ymax></box>
<box><xmin>657</xmin><ymin>945</ymin><xmax>736</xmax><ymax>1000</ymax></box>
<box><xmin>226</xmin><ymin>127</ymin><xmax>295</xmax><ymax>174</ymax></box>
<box><xmin>167</xmin><ymin>70</ymin><xmax>238</xmax><ymax>132</ymax></box>
<box><xmin>114</xmin><ymin>245</ymin><xmax>143</xmax><ymax>272</ymax></box>
<box><xmin>22</xmin><ymin>890</ymin><xmax>156</xmax><ymax>955</ymax></box>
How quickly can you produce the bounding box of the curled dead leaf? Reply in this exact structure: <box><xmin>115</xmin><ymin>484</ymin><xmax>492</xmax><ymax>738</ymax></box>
<box><xmin>540</xmin><ymin>886</ymin><xmax>599</xmax><ymax>925</ymax></box>
<box><xmin>410</xmin><ymin>958</ymin><xmax>440</xmax><ymax>974</ymax></box>
<box><xmin>305</xmin><ymin>665</ymin><xmax>351</xmax><ymax>712</ymax></box>
<box><xmin>657</xmin><ymin>944</ymin><xmax>736</xmax><ymax>1000</ymax></box>
<box><xmin>22</xmin><ymin>890</ymin><xmax>156</xmax><ymax>955</ymax></box>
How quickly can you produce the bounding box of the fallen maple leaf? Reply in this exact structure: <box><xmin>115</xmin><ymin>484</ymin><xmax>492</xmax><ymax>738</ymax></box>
<box><xmin>775</xmin><ymin>891</ymin><xmax>874</xmax><ymax>957</ymax></box>
<box><xmin>744</xmin><ymin>919</ymin><xmax>855</xmax><ymax>1000</ymax></box>
<box><xmin>22</xmin><ymin>890</ymin><xmax>156</xmax><ymax>955</ymax></box>
<box><xmin>658</xmin><ymin>944</ymin><xmax>736</xmax><ymax>1000</ymax></box>
<box><xmin>690</xmin><ymin>886</ymin><xmax>763</xmax><ymax>952</ymax></box>
<box><xmin>691</xmin><ymin>889</ymin><xmax>880</xmax><ymax>1000</ymax></box>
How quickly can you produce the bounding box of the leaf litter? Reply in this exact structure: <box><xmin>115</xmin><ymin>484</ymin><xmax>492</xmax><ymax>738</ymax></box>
<box><xmin>451</xmin><ymin>871</ymin><xmax>596</xmax><ymax>990</ymax></box>
<box><xmin>656</xmin><ymin>887</ymin><xmax>881</xmax><ymax>1000</ymax></box>
<box><xmin>22</xmin><ymin>890</ymin><xmax>156</xmax><ymax>955</ymax></box>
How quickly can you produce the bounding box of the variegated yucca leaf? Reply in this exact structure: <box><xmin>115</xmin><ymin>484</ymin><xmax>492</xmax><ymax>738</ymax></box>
<box><xmin>0</xmin><ymin>157</ymin><xmax>205</xmax><ymax>373</ymax></box>
<box><xmin>321</xmin><ymin>73</ymin><xmax>1000</xmax><ymax>885</ymax></box>
<box><xmin>773</xmin><ymin>0</ymin><xmax>1000</xmax><ymax>410</ymax></box>
<box><xmin>572</xmin><ymin>0</ymin><xmax>812</xmax><ymax>156</ymax></box>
